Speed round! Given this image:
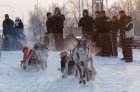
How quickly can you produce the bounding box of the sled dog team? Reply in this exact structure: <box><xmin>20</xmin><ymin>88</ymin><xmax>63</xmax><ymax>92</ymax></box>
<box><xmin>20</xmin><ymin>32</ymin><xmax>96</xmax><ymax>85</ymax></box>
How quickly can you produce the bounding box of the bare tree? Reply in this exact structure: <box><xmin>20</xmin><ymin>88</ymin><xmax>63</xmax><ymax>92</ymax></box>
<box><xmin>28</xmin><ymin>5</ymin><xmax>47</xmax><ymax>38</ymax></box>
<box><xmin>134</xmin><ymin>0</ymin><xmax>140</xmax><ymax>35</ymax></box>
<box><xmin>108</xmin><ymin>0</ymin><xmax>140</xmax><ymax>36</ymax></box>
<box><xmin>107</xmin><ymin>2</ymin><xmax>122</xmax><ymax>16</ymax></box>
<box><xmin>68</xmin><ymin>0</ymin><xmax>80</xmax><ymax>23</ymax></box>
<box><xmin>108</xmin><ymin>0</ymin><xmax>137</xmax><ymax>17</ymax></box>
<box><xmin>66</xmin><ymin>0</ymin><xmax>96</xmax><ymax>26</ymax></box>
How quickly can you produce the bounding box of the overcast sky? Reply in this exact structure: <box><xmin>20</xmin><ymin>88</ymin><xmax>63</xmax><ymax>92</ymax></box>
<box><xmin>0</xmin><ymin>0</ymin><xmax>116</xmax><ymax>27</ymax></box>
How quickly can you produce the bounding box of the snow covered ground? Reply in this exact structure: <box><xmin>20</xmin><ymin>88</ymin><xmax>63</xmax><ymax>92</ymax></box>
<box><xmin>0</xmin><ymin>49</ymin><xmax>140</xmax><ymax>92</ymax></box>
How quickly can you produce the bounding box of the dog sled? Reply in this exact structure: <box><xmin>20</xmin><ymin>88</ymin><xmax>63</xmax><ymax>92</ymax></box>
<box><xmin>21</xmin><ymin>42</ymin><xmax>49</xmax><ymax>71</ymax></box>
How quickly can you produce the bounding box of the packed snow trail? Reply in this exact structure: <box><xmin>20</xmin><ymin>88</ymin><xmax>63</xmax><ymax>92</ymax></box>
<box><xmin>0</xmin><ymin>49</ymin><xmax>140</xmax><ymax>92</ymax></box>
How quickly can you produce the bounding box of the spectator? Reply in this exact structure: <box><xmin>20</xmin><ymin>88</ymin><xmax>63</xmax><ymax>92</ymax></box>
<box><xmin>2</xmin><ymin>14</ymin><xmax>14</xmax><ymax>50</ymax></box>
<box><xmin>93</xmin><ymin>11</ymin><xmax>102</xmax><ymax>55</ymax></box>
<box><xmin>100</xmin><ymin>10</ymin><xmax>112</xmax><ymax>56</ymax></box>
<box><xmin>118</xmin><ymin>10</ymin><xmax>127</xmax><ymax>60</ymax></box>
<box><xmin>14</xmin><ymin>17</ymin><xmax>24</xmax><ymax>29</ymax></box>
<box><xmin>52</xmin><ymin>7</ymin><xmax>65</xmax><ymax>51</ymax></box>
<box><xmin>13</xmin><ymin>17</ymin><xmax>25</xmax><ymax>50</ymax></box>
<box><xmin>2</xmin><ymin>14</ymin><xmax>14</xmax><ymax>38</ymax></box>
<box><xmin>78</xmin><ymin>9</ymin><xmax>94</xmax><ymax>41</ymax></box>
<box><xmin>111</xmin><ymin>16</ymin><xmax>119</xmax><ymax>57</ymax></box>
<box><xmin>46</xmin><ymin>12</ymin><xmax>53</xmax><ymax>34</ymax></box>
<box><xmin>122</xmin><ymin>16</ymin><xmax>134</xmax><ymax>62</ymax></box>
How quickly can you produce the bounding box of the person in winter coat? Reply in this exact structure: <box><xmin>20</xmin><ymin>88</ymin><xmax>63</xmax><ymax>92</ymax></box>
<box><xmin>100</xmin><ymin>10</ymin><xmax>112</xmax><ymax>56</ymax></box>
<box><xmin>121</xmin><ymin>16</ymin><xmax>134</xmax><ymax>62</ymax></box>
<box><xmin>60</xmin><ymin>51</ymin><xmax>68</xmax><ymax>73</ymax></box>
<box><xmin>14</xmin><ymin>17</ymin><xmax>24</xmax><ymax>38</ymax></box>
<box><xmin>2</xmin><ymin>14</ymin><xmax>14</xmax><ymax>37</ymax></box>
<box><xmin>118</xmin><ymin>11</ymin><xmax>128</xmax><ymax>60</ymax></box>
<box><xmin>46</xmin><ymin>12</ymin><xmax>56</xmax><ymax>50</ymax></box>
<box><xmin>14</xmin><ymin>17</ymin><xmax>24</xmax><ymax>29</ymax></box>
<box><xmin>13</xmin><ymin>17</ymin><xmax>25</xmax><ymax>50</ymax></box>
<box><xmin>93</xmin><ymin>11</ymin><xmax>102</xmax><ymax>55</ymax></box>
<box><xmin>78</xmin><ymin>10</ymin><xmax>94</xmax><ymax>40</ymax></box>
<box><xmin>52</xmin><ymin>7</ymin><xmax>65</xmax><ymax>51</ymax></box>
<box><xmin>59</xmin><ymin>51</ymin><xmax>75</xmax><ymax>78</ymax></box>
<box><xmin>111</xmin><ymin>16</ymin><xmax>119</xmax><ymax>57</ymax></box>
<box><xmin>46</xmin><ymin>12</ymin><xmax>53</xmax><ymax>34</ymax></box>
<box><xmin>2</xmin><ymin>14</ymin><xmax>14</xmax><ymax>50</ymax></box>
<box><xmin>118</xmin><ymin>11</ymin><xmax>127</xmax><ymax>41</ymax></box>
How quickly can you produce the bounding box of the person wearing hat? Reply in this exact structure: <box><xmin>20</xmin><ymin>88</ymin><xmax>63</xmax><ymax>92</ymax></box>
<box><xmin>2</xmin><ymin>14</ymin><xmax>14</xmax><ymax>50</ymax></box>
<box><xmin>12</xmin><ymin>17</ymin><xmax>25</xmax><ymax>50</ymax></box>
<box><xmin>118</xmin><ymin>10</ymin><xmax>128</xmax><ymax>60</ymax></box>
<box><xmin>52</xmin><ymin>7</ymin><xmax>65</xmax><ymax>51</ymax></box>
<box><xmin>119</xmin><ymin>10</ymin><xmax>127</xmax><ymax>38</ymax></box>
<box><xmin>121</xmin><ymin>16</ymin><xmax>134</xmax><ymax>62</ymax></box>
<box><xmin>14</xmin><ymin>17</ymin><xmax>24</xmax><ymax>37</ymax></box>
<box><xmin>118</xmin><ymin>11</ymin><xmax>127</xmax><ymax>38</ymax></box>
<box><xmin>99</xmin><ymin>10</ymin><xmax>112</xmax><ymax>56</ymax></box>
<box><xmin>14</xmin><ymin>17</ymin><xmax>24</xmax><ymax>29</ymax></box>
<box><xmin>93</xmin><ymin>11</ymin><xmax>102</xmax><ymax>55</ymax></box>
<box><xmin>59</xmin><ymin>50</ymin><xmax>76</xmax><ymax>78</ymax></box>
<box><xmin>2</xmin><ymin>14</ymin><xmax>14</xmax><ymax>38</ymax></box>
<box><xmin>78</xmin><ymin>9</ymin><xmax>94</xmax><ymax>40</ymax></box>
<box><xmin>111</xmin><ymin>16</ymin><xmax>119</xmax><ymax>57</ymax></box>
<box><xmin>60</xmin><ymin>51</ymin><xmax>68</xmax><ymax>73</ymax></box>
<box><xmin>46</xmin><ymin>12</ymin><xmax>53</xmax><ymax>34</ymax></box>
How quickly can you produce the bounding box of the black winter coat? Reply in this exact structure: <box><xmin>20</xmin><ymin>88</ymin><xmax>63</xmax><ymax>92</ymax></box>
<box><xmin>100</xmin><ymin>16</ymin><xmax>112</xmax><ymax>33</ymax></box>
<box><xmin>118</xmin><ymin>15</ymin><xmax>127</xmax><ymax>37</ymax></box>
<box><xmin>118</xmin><ymin>15</ymin><xmax>127</xmax><ymax>31</ymax></box>
<box><xmin>3</xmin><ymin>18</ymin><xmax>14</xmax><ymax>36</ymax></box>
<box><xmin>93</xmin><ymin>17</ymin><xmax>102</xmax><ymax>33</ymax></box>
<box><xmin>46</xmin><ymin>17</ymin><xmax>53</xmax><ymax>33</ymax></box>
<box><xmin>78</xmin><ymin>16</ymin><xmax>94</xmax><ymax>32</ymax></box>
<box><xmin>52</xmin><ymin>14</ymin><xmax>65</xmax><ymax>33</ymax></box>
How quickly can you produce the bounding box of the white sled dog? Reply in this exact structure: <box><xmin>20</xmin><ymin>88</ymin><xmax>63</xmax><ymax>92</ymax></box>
<box><xmin>62</xmin><ymin>38</ymin><xmax>96</xmax><ymax>84</ymax></box>
<box><xmin>23</xmin><ymin>42</ymin><xmax>49</xmax><ymax>71</ymax></box>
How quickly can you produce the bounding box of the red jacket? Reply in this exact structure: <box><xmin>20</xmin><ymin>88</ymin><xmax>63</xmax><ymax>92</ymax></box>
<box><xmin>23</xmin><ymin>49</ymin><xmax>28</xmax><ymax>63</ymax></box>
